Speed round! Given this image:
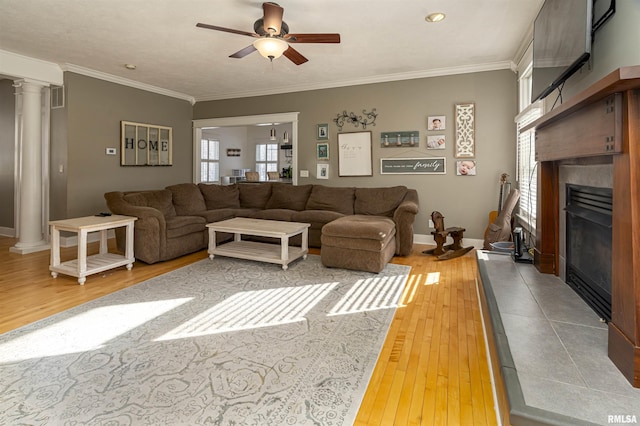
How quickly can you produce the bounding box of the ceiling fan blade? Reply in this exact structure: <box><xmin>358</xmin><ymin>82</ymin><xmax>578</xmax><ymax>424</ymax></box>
<box><xmin>196</xmin><ymin>23</ymin><xmax>258</xmax><ymax>38</ymax></box>
<box><xmin>229</xmin><ymin>45</ymin><xmax>258</xmax><ymax>59</ymax></box>
<box><xmin>283</xmin><ymin>46</ymin><xmax>308</xmax><ymax>65</ymax></box>
<box><xmin>262</xmin><ymin>2</ymin><xmax>284</xmax><ymax>35</ymax></box>
<box><xmin>285</xmin><ymin>33</ymin><xmax>341</xmax><ymax>43</ymax></box>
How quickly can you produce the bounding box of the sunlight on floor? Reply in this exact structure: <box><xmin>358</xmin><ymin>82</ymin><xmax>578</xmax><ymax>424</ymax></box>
<box><xmin>0</xmin><ymin>299</ymin><xmax>191</xmax><ymax>362</ymax></box>
<box><xmin>328</xmin><ymin>274</ymin><xmax>407</xmax><ymax>316</ymax></box>
<box><xmin>157</xmin><ymin>282</ymin><xmax>339</xmax><ymax>339</ymax></box>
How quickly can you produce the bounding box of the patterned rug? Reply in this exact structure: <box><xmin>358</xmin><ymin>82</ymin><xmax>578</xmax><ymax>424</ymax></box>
<box><xmin>0</xmin><ymin>255</ymin><xmax>410</xmax><ymax>425</ymax></box>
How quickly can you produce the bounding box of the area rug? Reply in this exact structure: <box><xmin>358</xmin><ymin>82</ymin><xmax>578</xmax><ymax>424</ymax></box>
<box><xmin>0</xmin><ymin>255</ymin><xmax>410</xmax><ymax>425</ymax></box>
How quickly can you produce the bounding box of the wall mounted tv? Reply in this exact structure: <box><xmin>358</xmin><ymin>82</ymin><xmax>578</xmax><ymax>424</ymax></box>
<box><xmin>531</xmin><ymin>0</ymin><xmax>593</xmax><ymax>103</ymax></box>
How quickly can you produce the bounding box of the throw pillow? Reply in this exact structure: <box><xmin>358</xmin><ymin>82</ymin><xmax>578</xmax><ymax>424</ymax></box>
<box><xmin>238</xmin><ymin>183</ymin><xmax>272</xmax><ymax>209</ymax></box>
<box><xmin>198</xmin><ymin>183</ymin><xmax>240</xmax><ymax>210</ymax></box>
<box><xmin>166</xmin><ymin>183</ymin><xmax>206</xmax><ymax>215</ymax></box>
<box><xmin>305</xmin><ymin>185</ymin><xmax>355</xmax><ymax>215</ymax></box>
<box><xmin>354</xmin><ymin>186</ymin><xmax>407</xmax><ymax>217</ymax></box>
<box><xmin>266</xmin><ymin>183</ymin><xmax>313</xmax><ymax>211</ymax></box>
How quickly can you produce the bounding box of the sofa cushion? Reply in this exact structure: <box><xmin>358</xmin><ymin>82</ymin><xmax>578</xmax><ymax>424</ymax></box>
<box><xmin>195</xmin><ymin>208</ymin><xmax>236</xmax><ymax>223</ymax></box>
<box><xmin>123</xmin><ymin>190</ymin><xmax>176</xmax><ymax>218</ymax></box>
<box><xmin>198</xmin><ymin>183</ymin><xmax>240</xmax><ymax>210</ymax></box>
<box><xmin>354</xmin><ymin>186</ymin><xmax>407</xmax><ymax>217</ymax></box>
<box><xmin>166</xmin><ymin>183</ymin><xmax>206</xmax><ymax>215</ymax></box>
<box><xmin>238</xmin><ymin>183</ymin><xmax>272</xmax><ymax>209</ymax></box>
<box><xmin>252</xmin><ymin>209</ymin><xmax>295</xmax><ymax>222</ymax></box>
<box><xmin>306</xmin><ymin>185</ymin><xmax>355</xmax><ymax>215</ymax></box>
<box><xmin>266</xmin><ymin>183</ymin><xmax>313</xmax><ymax>211</ymax></box>
<box><xmin>165</xmin><ymin>215</ymin><xmax>206</xmax><ymax>239</ymax></box>
<box><xmin>322</xmin><ymin>215</ymin><xmax>396</xmax><ymax>241</ymax></box>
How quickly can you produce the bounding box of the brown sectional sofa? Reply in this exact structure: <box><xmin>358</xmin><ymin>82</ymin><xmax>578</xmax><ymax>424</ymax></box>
<box><xmin>104</xmin><ymin>182</ymin><xmax>419</xmax><ymax>264</ymax></box>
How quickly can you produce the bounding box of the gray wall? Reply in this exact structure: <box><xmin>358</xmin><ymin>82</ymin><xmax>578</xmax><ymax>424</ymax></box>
<box><xmin>0</xmin><ymin>79</ymin><xmax>15</xmax><ymax>229</ymax></box>
<box><xmin>194</xmin><ymin>70</ymin><xmax>518</xmax><ymax>239</ymax></box>
<box><xmin>552</xmin><ymin>0</ymin><xmax>640</xmax><ymax>100</ymax></box>
<box><xmin>53</xmin><ymin>73</ymin><xmax>193</xmax><ymax>218</ymax></box>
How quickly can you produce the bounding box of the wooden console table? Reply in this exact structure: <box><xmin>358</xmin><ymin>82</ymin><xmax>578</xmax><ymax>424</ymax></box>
<box><xmin>49</xmin><ymin>215</ymin><xmax>137</xmax><ymax>285</ymax></box>
<box><xmin>527</xmin><ymin>66</ymin><xmax>640</xmax><ymax>387</ymax></box>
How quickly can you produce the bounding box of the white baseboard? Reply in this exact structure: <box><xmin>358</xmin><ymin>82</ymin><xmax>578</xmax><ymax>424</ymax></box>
<box><xmin>414</xmin><ymin>233</ymin><xmax>484</xmax><ymax>249</ymax></box>
<box><xmin>0</xmin><ymin>226</ymin><xmax>15</xmax><ymax>237</ymax></box>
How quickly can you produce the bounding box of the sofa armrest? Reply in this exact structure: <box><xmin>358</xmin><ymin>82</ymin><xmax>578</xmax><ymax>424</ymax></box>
<box><xmin>393</xmin><ymin>189</ymin><xmax>420</xmax><ymax>256</ymax></box>
<box><xmin>104</xmin><ymin>191</ymin><xmax>168</xmax><ymax>263</ymax></box>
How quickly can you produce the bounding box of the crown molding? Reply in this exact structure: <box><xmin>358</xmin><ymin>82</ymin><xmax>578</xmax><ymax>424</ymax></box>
<box><xmin>61</xmin><ymin>64</ymin><xmax>196</xmax><ymax>105</ymax></box>
<box><xmin>194</xmin><ymin>61</ymin><xmax>515</xmax><ymax>102</ymax></box>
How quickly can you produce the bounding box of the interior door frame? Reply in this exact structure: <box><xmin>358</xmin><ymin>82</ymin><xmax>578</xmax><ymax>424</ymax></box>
<box><xmin>192</xmin><ymin>112</ymin><xmax>299</xmax><ymax>185</ymax></box>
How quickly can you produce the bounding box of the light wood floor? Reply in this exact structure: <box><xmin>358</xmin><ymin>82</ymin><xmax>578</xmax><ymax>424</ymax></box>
<box><xmin>0</xmin><ymin>237</ymin><xmax>497</xmax><ymax>425</ymax></box>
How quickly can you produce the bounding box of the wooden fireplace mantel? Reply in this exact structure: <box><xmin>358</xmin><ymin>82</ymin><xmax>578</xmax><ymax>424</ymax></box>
<box><xmin>528</xmin><ymin>66</ymin><xmax>640</xmax><ymax>387</ymax></box>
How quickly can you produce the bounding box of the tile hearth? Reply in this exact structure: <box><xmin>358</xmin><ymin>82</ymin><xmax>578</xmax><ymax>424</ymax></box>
<box><xmin>477</xmin><ymin>251</ymin><xmax>640</xmax><ymax>425</ymax></box>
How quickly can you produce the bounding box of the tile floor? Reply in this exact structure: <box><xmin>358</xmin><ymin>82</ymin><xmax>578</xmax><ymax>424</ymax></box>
<box><xmin>477</xmin><ymin>251</ymin><xmax>640</xmax><ymax>425</ymax></box>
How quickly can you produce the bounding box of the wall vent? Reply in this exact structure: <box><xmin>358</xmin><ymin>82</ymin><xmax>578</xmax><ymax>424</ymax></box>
<box><xmin>51</xmin><ymin>85</ymin><xmax>64</xmax><ymax>109</ymax></box>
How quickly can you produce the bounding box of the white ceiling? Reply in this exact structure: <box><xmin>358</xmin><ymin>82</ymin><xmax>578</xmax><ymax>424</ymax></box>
<box><xmin>0</xmin><ymin>0</ymin><xmax>544</xmax><ymax>102</ymax></box>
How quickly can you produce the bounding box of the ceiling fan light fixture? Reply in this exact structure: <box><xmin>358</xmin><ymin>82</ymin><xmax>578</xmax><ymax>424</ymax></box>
<box><xmin>425</xmin><ymin>12</ymin><xmax>446</xmax><ymax>23</ymax></box>
<box><xmin>253</xmin><ymin>37</ymin><xmax>288</xmax><ymax>61</ymax></box>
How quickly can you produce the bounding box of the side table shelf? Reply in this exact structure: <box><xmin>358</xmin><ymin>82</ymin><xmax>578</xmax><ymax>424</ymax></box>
<box><xmin>49</xmin><ymin>215</ymin><xmax>137</xmax><ymax>285</ymax></box>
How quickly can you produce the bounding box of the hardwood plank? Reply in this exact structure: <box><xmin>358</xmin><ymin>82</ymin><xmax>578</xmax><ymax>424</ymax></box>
<box><xmin>0</xmin><ymin>237</ymin><xmax>497</xmax><ymax>425</ymax></box>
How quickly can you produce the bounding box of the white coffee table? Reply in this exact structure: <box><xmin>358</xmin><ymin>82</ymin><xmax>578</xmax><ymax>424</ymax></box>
<box><xmin>49</xmin><ymin>214</ymin><xmax>137</xmax><ymax>285</ymax></box>
<box><xmin>206</xmin><ymin>218</ymin><xmax>310</xmax><ymax>270</ymax></box>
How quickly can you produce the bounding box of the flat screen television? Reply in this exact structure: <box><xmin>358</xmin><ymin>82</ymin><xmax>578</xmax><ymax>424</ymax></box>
<box><xmin>531</xmin><ymin>0</ymin><xmax>593</xmax><ymax>103</ymax></box>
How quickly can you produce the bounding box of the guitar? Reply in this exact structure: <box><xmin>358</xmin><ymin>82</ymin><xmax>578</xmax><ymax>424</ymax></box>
<box><xmin>484</xmin><ymin>173</ymin><xmax>509</xmax><ymax>239</ymax></box>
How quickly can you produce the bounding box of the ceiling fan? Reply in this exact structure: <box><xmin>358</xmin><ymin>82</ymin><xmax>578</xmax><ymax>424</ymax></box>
<box><xmin>196</xmin><ymin>2</ymin><xmax>340</xmax><ymax>65</ymax></box>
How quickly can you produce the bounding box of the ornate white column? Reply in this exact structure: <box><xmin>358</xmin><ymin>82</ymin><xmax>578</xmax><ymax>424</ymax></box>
<box><xmin>10</xmin><ymin>79</ymin><xmax>50</xmax><ymax>254</ymax></box>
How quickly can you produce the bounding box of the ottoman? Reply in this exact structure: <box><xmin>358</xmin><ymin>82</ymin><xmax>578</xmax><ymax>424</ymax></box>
<box><xmin>321</xmin><ymin>215</ymin><xmax>396</xmax><ymax>273</ymax></box>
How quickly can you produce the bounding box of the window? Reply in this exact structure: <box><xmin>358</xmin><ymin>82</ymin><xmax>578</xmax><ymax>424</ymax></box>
<box><xmin>255</xmin><ymin>143</ymin><xmax>278</xmax><ymax>181</ymax></box>
<box><xmin>515</xmin><ymin>59</ymin><xmax>542</xmax><ymax>231</ymax></box>
<box><xmin>200</xmin><ymin>139</ymin><xmax>219</xmax><ymax>183</ymax></box>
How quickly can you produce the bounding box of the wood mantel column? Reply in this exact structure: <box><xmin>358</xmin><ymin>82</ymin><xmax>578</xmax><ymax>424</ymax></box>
<box><xmin>528</xmin><ymin>67</ymin><xmax>640</xmax><ymax>388</ymax></box>
<box><xmin>608</xmin><ymin>88</ymin><xmax>640</xmax><ymax>387</ymax></box>
<box><xmin>534</xmin><ymin>160</ymin><xmax>558</xmax><ymax>275</ymax></box>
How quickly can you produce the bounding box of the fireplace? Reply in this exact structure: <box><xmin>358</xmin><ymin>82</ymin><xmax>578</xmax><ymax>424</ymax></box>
<box><xmin>565</xmin><ymin>184</ymin><xmax>612</xmax><ymax>321</ymax></box>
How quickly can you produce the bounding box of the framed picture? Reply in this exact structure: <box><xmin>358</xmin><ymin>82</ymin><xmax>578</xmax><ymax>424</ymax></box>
<box><xmin>316</xmin><ymin>142</ymin><xmax>329</xmax><ymax>160</ymax></box>
<box><xmin>121</xmin><ymin>120</ymin><xmax>172</xmax><ymax>166</ymax></box>
<box><xmin>338</xmin><ymin>131</ymin><xmax>373</xmax><ymax>177</ymax></box>
<box><xmin>317</xmin><ymin>163</ymin><xmax>329</xmax><ymax>179</ymax></box>
<box><xmin>456</xmin><ymin>160</ymin><xmax>477</xmax><ymax>176</ymax></box>
<box><xmin>427</xmin><ymin>135</ymin><xmax>446</xmax><ymax>149</ymax></box>
<box><xmin>427</xmin><ymin>115</ymin><xmax>446</xmax><ymax>131</ymax></box>
<box><xmin>317</xmin><ymin>123</ymin><xmax>329</xmax><ymax>140</ymax></box>
<box><xmin>455</xmin><ymin>102</ymin><xmax>475</xmax><ymax>158</ymax></box>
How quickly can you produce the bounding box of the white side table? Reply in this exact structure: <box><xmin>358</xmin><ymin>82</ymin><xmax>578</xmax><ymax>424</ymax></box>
<box><xmin>49</xmin><ymin>215</ymin><xmax>137</xmax><ymax>285</ymax></box>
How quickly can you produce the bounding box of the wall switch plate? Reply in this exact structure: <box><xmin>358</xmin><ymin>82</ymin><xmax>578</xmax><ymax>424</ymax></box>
<box><xmin>300</xmin><ymin>170</ymin><xmax>309</xmax><ymax>178</ymax></box>
<box><xmin>106</xmin><ymin>148</ymin><xmax>117</xmax><ymax>155</ymax></box>
<box><xmin>429</xmin><ymin>219</ymin><xmax>434</xmax><ymax>228</ymax></box>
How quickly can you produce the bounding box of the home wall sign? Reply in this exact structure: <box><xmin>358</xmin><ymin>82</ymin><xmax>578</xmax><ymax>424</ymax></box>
<box><xmin>121</xmin><ymin>121</ymin><xmax>172</xmax><ymax>166</ymax></box>
<box><xmin>380</xmin><ymin>157</ymin><xmax>446</xmax><ymax>174</ymax></box>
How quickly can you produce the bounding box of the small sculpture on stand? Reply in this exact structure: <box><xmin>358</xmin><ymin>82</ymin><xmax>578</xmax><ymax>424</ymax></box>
<box><xmin>423</xmin><ymin>211</ymin><xmax>474</xmax><ymax>260</ymax></box>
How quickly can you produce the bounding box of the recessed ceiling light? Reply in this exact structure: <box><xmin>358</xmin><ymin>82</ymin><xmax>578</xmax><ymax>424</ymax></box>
<box><xmin>425</xmin><ymin>12</ymin><xmax>446</xmax><ymax>23</ymax></box>
<box><xmin>124</xmin><ymin>64</ymin><xmax>137</xmax><ymax>70</ymax></box>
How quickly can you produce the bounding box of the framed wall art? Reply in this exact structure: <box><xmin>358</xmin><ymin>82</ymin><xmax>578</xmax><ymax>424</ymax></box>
<box><xmin>454</xmin><ymin>103</ymin><xmax>475</xmax><ymax>158</ymax></box>
<box><xmin>317</xmin><ymin>163</ymin><xmax>329</xmax><ymax>179</ymax></box>
<box><xmin>317</xmin><ymin>123</ymin><xmax>329</xmax><ymax>140</ymax></box>
<box><xmin>121</xmin><ymin>120</ymin><xmax>172</xmax><ymax>166</ymax></box>
<box><xmin>456</xmin><ymin>160</ymin><xmax>477</xmax><ymax>176</ymax></box>
<box><xmin>427</xmin><ymin>115</ymin><xmax>446</xmax><ymax>131</ymax></box>
<box><xmin>426</xmin><ymin>135</ymin><xmax>446</xmax><ymax>149</ymax></box>
<box><xmin>317</xmin><ymin>142</ymin><xmax>329</xmax><ymax>160</ymax></box>
<box><xmin>337</xmin><ymin>131</ymin><xmax>372</xmax><ymax>176</ymax></box>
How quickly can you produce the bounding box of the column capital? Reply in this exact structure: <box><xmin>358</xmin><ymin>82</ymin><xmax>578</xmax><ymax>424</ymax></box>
<box><xmin>13</xmin><ymin>78</ymin><xmax>49</xmax><ymax>91</ymax></box>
